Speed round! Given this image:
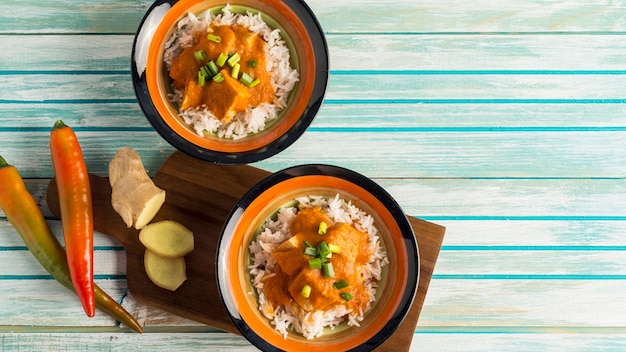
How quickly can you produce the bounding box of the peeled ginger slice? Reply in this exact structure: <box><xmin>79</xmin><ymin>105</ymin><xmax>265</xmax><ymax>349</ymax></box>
<box><xmin>139</xmin><ymin>220</ymin><xmax>194</xmax><ymax>258</ymax></box>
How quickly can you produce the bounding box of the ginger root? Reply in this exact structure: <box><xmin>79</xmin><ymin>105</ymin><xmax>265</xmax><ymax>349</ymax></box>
<box><xmin>109</xmin><ymin>147</ymin><xmax>166</xmax><ymax>229</ymax></box>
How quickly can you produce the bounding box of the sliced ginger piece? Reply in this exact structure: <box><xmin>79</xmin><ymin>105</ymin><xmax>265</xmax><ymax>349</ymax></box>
<box><xmin>109</xmin><ymin>147</ymin><xmax>166</xmax><ymax>229</ymax></box>
<box><xmin>139</xmin><ymin>220</ymin><xmax>194</xmax><ymax>258</ymax></box>
<box><xmin>144</xmin><ymin>249</ymin><xmax>187</xmax><ymax>291</ymax></box>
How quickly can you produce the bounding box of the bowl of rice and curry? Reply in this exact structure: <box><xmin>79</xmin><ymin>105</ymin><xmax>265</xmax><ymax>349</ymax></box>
<box><xmin>132</xmin><ymin>0</ymin><xmax>328</xmax><ymax>163</ymax></box>
<box><xmin>216</xmin><ymin>165</ymin><xmax>420</xmax><ymax>351</ymax></box>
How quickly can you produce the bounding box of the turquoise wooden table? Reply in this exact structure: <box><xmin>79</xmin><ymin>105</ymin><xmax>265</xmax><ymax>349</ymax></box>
<box><xmin>2</xmin><ymin>0</ymin><xmax>626</xmax><ymax>350</ymax></box>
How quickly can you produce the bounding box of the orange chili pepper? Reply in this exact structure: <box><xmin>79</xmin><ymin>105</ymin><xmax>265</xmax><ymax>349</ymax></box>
<box><xmin>50</xmin><ymin>119</ymin><xmax>95</xmax><ymax>317</ymax></box>
<box><xmin>0</xmin><ymin>155</ymin><xmax>142</xmax><ymax>333</ymax></box>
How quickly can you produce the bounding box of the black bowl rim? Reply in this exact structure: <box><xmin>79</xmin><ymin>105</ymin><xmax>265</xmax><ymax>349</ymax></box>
<box><xmin>131</xmin><ymin>0</ymin><xmax>329</xmax><ymax>164</ymax></box>
<box><xmin>215</xmin><ymin>164</ymin><xmax>420</xmax><ymax>351</ymax></box>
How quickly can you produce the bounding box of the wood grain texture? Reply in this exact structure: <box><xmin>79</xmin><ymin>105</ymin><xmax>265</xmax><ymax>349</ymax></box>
<box><xmin>3</xmin><ymin>0</ymin><xmax>626</xmax><ymax>33</ymax></box>
<box><xmin>3</xmin><ymin>131</ymin><xmax>626</xmax><ymax>179</ymax></box>
<box><xmin>1</xmin><ymin>0</ymin><xmax>626</xmax><ymax>350</ymax></box>
<box><xmin>4</xmin><ymin>35</ymin><xmax>626</xmax><ymax>71</ymax></box>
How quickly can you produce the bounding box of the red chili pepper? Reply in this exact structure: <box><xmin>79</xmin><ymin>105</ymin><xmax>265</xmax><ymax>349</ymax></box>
<box><xmin>50</xmin><ymin>120</ymin><xmax>95</xmax><ymax>317</ymax></box>
<box><xmin>0</xmin><ymin>155</ymin><xmax>142</xmax><ymax>333</ymax></box>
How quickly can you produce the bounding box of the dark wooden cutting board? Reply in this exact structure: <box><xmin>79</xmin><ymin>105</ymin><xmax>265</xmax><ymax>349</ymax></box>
<box><xmin>46</xmin><ymin>151</ymin><xmax>445</xmax><ymax>351</ymax></box>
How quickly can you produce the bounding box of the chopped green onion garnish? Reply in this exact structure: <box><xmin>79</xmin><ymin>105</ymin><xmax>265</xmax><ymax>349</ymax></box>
<box><xmin>318</xmin><ymin>221</ymin><xmax>328</xmax><ymax>235</ymax></box>
<box><xmin>216</xmin><ymin>52</ymin><xmax>228</xmax><ymax>66</ymax></box>
<box><xmin>249</xmin><ymin>78</ymin><xmax>261</xmax><ymax>88</ymax></box>
<box><xmin>212</xmin><ymin>73</ymin><xmax>224</xmax><ymax>83</ymax></box>
<box><xmin>197</xmin><ymin>71</ymin><xmax>206</xmax><ymax>86</ymax></box>
<box><xmin>301</xmin><ymin>285</ymin><xmax>311</xmax><ymax>298</ymax></box>
<box><xmin>194</xmin><ymin>50</ymin><xmax>206</xmax><ymax>62</ymax></box>
<box><xmin>317</xmin><ymin>241</ymin><xmax>330</xmax><ymax>259</ymax></box>
<box><xmin>239</xmin><ymin>72</ymin><xmax>254</xmax><ymax>87</ymax></box>
<box><xmin>207</xmin><ymin>33</ymin><xmax>221</xmax><ymax>43</ymax></box>
<box><xmin>309</xmin><ymin>258</ymin><xmax>322</xmax><ymax>270</ymax></box>
<box><xmin>304</xmin><ymin>240</ymin><xmax>313</xmax><ymax>248</ymax></box>
<box><xmin>340</xmin><ymin>292</ymin><xmax>353</xmax><ymax>301</ymax></box>
<box><xmin>231</xmin><ymin>63</ymin><xmax>241</xmax><ymax>78</ymax></box>
<box><xmin>333</xmin><ymin>280</ymin><xmax>348</xmax><ymax>289</ymax></box>
<box><xmin>207</xmin><ymin>60</ymin><xmax>218</xmax><ymax>76</ymax></box>
<box><xmin>247</xmin><ymin>59</ymin><xmax>258</xmax><ymax>68</ymax></box>
<box><xmin>328</xmin><ymin>243</ymin><xmax>340</xmax><ymax>254</ymax></box>
<box><xmin>227</xmin><ymin>53</ymin><xmax>241</xmax><ymax>67</ymax></box>
<box><xmin>322</xmin><ymin>262</ymin><xmax>335</xmax><ymax>278</ymax></box>
<box><xmin>304</xmin><ymin>246</ymin><xmax>318</xmax><ymax>257</ymax></box>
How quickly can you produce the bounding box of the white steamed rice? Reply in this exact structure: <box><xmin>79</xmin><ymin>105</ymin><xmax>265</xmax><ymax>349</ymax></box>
<box><xmin>163</xmin><ymin>4</ymin><xmax>299</xmax><ymax>139</ymax></box>
<box><xmin>248</xmin><ymin>195</ymin><xmax>389</xmax><ymax>339</ymax></box>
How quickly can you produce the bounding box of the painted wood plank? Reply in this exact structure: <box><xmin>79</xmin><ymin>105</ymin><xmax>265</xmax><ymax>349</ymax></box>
<box><xmin>380</xmin><ymin>178</ymin><xmax>626</xmax><ymax>217</ymax></box>
<box><xmin>306</xmin><ymin>0</ymin><xmax>626</xmax><ymax>33</ymax></box>
<box><xmin>3</xmin><ymin>0</ymin><xmax>626</xmax><ymax>34</ymax></box>
<box><xmin>0</xmin><ymin>1</ymin><xmax>151</xmax><ymax>34</ymax></box>
<box><xmin>0</xmin><ymin>103</ymin><xmax>148</xmax><ymax>128</ymax></box>
<box><xmin>3</xmin><ymin>330</ymin><xmax>626</xmax><ymax>352</ymax></box>
<box><xmin>0</xmin><ymin>132</ymin><xmax>174</xmax><ymax>178</ymax></box>
<box><xmin>2</xmin><ymin>130</ymin><xmax>626</xmax><ymax>178</ymax></box>
<box><xmin>412</xmin><ymin>333</ymin><xmax>626</xmax><ymax>351</ymax></box>
<box><xmin>0</xmin><ymin>250</ymin><xmax>125</xmax><ymax>276</ymax></box>
<box><xmin>324</xmin><ymin>73</ymin><xmax>626</xmax><ymax>101</ymax></box>
<box><xmin>2</xmin><ymin>34</ymin><xmax>626</xmax><ymax>72</ymax></box>
<box><xmin>0</xmin><ymin>35</ymin><xmax>133</xmax><ymax>71</ymax></box>
<box><xmin>0</xmin><ymin>74</ymin><xmax>134</xmax><ymax>101</ymax></box>
<box><xmin>0</xmin><ymin>331</ymin><xmax>255</xmax><ymax>351</ymax></box>
<box><xmin>3</xmin><ymin>72</ymin><xmax>625</xmax><ymax>104</ymax></box>
<box><xmin>420</xmin><ymin>280</ymin><xmax>626</xmax><ymax>327</ymax></box>
<box><xmin>0</xmin><ymin>222</ymin><xmax>123</xmax><ymax>248</ymax></box>
<box><xmin>258</xmin><ymin>131</ymin><xmax>626</xmax><ymax>178</ymax></box>
<box><xmin>5</xmin><ymin>278</ymin><xmax>626</xmax><ymax>330</ymax></box>
<box><xmin>434</xmin><ymin>250</ymin><xmax>626</xmax><ymax>275</ymax></box>
<box><xmin>0</xmin><ymin>280</ymin><xmax>136</xmax><ymax>327</ymax></box>
<box><xmin>312</xmin><ymin>103</ymin><xmax>626</xmax><ymax>128</ymax></box>
<box><xmin>327</xmin><ymin>34</ymin><xmax>626</xmax><ymax>71</ymax></box>
<box><xmin>436</xmin><ymin>220</ymin><xmax>626</xmax><ymax>247</ymax></box>
<box><xmin>2</xmin><ymin>102</ymin><xmax>626</xmax><ymax>131</ymax></box>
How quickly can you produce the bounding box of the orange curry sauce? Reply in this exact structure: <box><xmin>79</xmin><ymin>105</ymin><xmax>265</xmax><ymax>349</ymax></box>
<box><xmin>169</xmin><ymin>24</ymin><xmax>274</xmax><ymax>123</ymax></box>
<box><xmin>265</xmin><ymin>208</ymin><xmax>373</xmax><ymax>314</ymax></box>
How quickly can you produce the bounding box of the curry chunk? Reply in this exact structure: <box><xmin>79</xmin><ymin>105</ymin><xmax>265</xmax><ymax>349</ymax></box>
<box><xmin>202</xmin><ymin>69</ymin><xmax>250</xmax><ymax>122</ymax></box>
<box><xmin>272</xmin><ymin>232</ymin><xmax>308</xmax><ymax>276</ymax></box>
<box><xmin>324</xmin><ymin>223</ymin><xmax>369</xmax><ymax>278</ymax></box>
<box><xmin>169</xmin><ymin>26</ymin><xmax>237</xmax><ymax>89</ymax></box>
<box><xmin>273</xmin><ymin>207</ymin><xmax>333</xmax><ymax>275</ymax></box>
<box><xmin>288</xmin><ymin>269</ymin><xmax>339</xmax><ymax>311</ymax></box>
<box><xmin>180</xmin><ymin>79</ymin><xmax>203</xmax><ymax>110</ymax></box>
<box><xmin>263</xmin><ymin>266</ymin><xmax>292</xmax><ymax>308</ymax></box>
<box><xmin>290</xmin><ymin>207</ymin><xmax>331</xmax><ymax>236</ymax></box>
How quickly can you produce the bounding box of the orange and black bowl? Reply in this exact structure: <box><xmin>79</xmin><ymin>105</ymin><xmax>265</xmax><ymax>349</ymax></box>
<box><xmin>216</xmin><ymin>164</ymin><xmax>420</xmax><ymax>351</ymax></box>
<box><xmin>132</xmin><ymin>0</ymin><xmax>328</xmax><ymax>163</ymax></box>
